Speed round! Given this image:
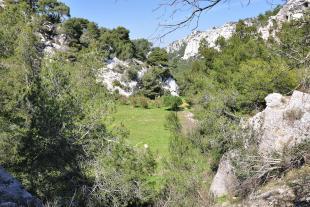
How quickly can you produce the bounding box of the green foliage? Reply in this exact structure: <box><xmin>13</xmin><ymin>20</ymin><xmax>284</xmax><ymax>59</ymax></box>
<box><xmin>163</xmin><ymin>95</ymin><xmax>183</xmax><ymax>111</ymax></box>
<box><xmin>140</xmin><ymin>66</ymin><xmax>172</xmax><ymax>99</ymax></box>
<box><xmin>129</xmin><ymin>96</ymin><xmax>149</xmax><ymax>108</ymax></box>
<box><xmin>88</xmin><ymin>141</ymin><xmax>157</xmax><ymax>207</ymax></box>
<box><xmin>100</xmin><ymin>26</ymin><xmax>135</xmax><ymax>60</ymax></box>
<box><xmin>232</xmin><ymin>59</ymin><xmax>298</xmax><ymax>110</ymax></box>
<box><xmin>276</xmin><ymin>11</ymin><xmax>310</xmax><ymax>90</ymax></box>
<box><xmin>38</xmin><ymin>0</ymin><xmax>70</xmax><ymax>23</ymax></box>
<box><xmin>156</xmin><ymin>112</ymin><xmax>210</xmax><ymax>207</ymax></box>
<box><xmin>0</xmin><ymin>1</ymin><xmax>28</xmax><ymax>57</ymax></box>
<box><xmin>61</xmin><ymin>18</ymin><xmax>90</xmax><ymax>46</ymax></box>
<box><xmin>147</xmin><ymin>47</ymin><xmax>169</xmax><ymax>66</ymax></box>
<box><xmin>124</xmin><ymin>66</ymin><xmax>139</xmax><ymax>81</ymax></box>
<box><xmin>133</xmin><ymin>38</ymin><xmax>153</xmax><ymax>61</ymax></box>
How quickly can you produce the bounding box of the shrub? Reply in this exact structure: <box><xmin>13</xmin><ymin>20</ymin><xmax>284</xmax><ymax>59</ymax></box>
<box><xmin>147</xmin><ymin>47</ymin><xmax>168</xmax><ymax>66</ymax></box>
<box><xmin>163</xmin><ymin>95</ymin><xmax>183</xmax><ymax>111</ymax></box>
<box><xmin>112</xmin><ymin>80</ymin><xmax>122</xmax><ymax>87</ymax></box>
<box><xmin>153</xmin><ymin>97</ymin><xmax>162</xmax><ymax>108</ymax></box>
<box><xmin>125</xmin><ymin>67</ymin><xmax>138</xmax><ymax>81</ymax></box>
<box><xmin>129</xmin><ymin>96</ymin><xmax>149</xmax><ymax>108</ymax></box>
<box><xmin>139</xmin><ymin>96</ymin><xmax>149</xmax><ymax>109</ymax></box>
<box><xmin>119</xmin><ymin>96</ymin><xmax>129</xmax><ymax>105</ymax></box>
<box><xmin>129</xmin><ymin>96</ymin><xmax>139</xmax><ymax>107</ymax></box>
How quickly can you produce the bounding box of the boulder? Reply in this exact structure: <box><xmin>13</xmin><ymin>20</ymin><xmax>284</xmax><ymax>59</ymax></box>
<box><xmin>0</xmin><ymin>166</ymin><xmax>42</xmax><ymax>207</ymax></box>
<box><xmin>248</xmin><ymin>91</ymin><xmax>310</xmax><ymax>154</ymax></box>
<box><xmin>210</xmin><ymin>91</ymin><xmax>310</xmax><ymax>200</ymax></box>
<box><xmin>209</xmin><ymin>152</ymin><xmax>239</xmax><ymax>198</ymax></box>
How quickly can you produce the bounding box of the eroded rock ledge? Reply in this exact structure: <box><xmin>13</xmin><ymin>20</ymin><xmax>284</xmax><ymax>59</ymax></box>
<box><xmin>210</xmin><ymin>91</ymin><xmax>310</xmax><ymax>206</ymax></box>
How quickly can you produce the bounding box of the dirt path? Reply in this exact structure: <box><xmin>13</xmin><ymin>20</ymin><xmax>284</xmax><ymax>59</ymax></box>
<box><xmin>178</xmin><ymin>111</ymin><xmax>198</xmax><ymax>136</ymax></box>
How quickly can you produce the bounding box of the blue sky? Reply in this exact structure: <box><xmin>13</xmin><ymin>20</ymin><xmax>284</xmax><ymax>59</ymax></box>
<box><xmin>61</xmin><ymin>0</ymin><xmax>284</xmax><ymax>46</ymax></box>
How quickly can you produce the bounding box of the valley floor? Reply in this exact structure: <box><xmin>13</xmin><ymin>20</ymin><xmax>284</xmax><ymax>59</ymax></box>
<box><xmin>109</xmin><ymin>105</ymin><xmax>171</xmax><ymax>158</ymax></box>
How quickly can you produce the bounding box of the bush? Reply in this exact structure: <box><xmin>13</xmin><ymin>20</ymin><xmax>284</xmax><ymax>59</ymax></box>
<box><xmin>139</xmin><ymin>96</ymin><xmax>149</xmax><ymax>109</ymax></box>
<box><xmin>119</xmin><ymin>96</ymin><xmax>129</xmax><ymax>105</ymax></box>
<box><xmin>153</xmin><ymin>97</ymin><xmax>162</xmax><ymax>108</ymax></box>
<box><xmin>112</xmin><ymin>80</ymin><xmax>122</xmax><ymax>87</ymax></box>
<box><xmin>163</xmin><ymin>95</ymin><xmax>182</xmax><ymax>111</ymax></box>
<box><xmin>129</xmin><ymin>96</ymin><xmax>149</xmax><ymax>108</ymax></box>
<box><xmin>147</xmin><ymin>47</ymin><xmax>169</xmax><ymax>66</ymax></box>
<box><xmin>129</xmin><ymin>96</ymin><xmax>139</xmax><ymax>107</ymax></box>
<box><xmin>125</xmin><ymin>67</ymin><xmax>138</xmax><ymax>81</ymax></box>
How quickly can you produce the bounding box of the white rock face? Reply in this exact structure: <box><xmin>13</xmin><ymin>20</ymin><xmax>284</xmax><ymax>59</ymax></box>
<box><xmin>97</xmin><ymin>58</ymin><xmax>140</xmax><ymax>96</ymax></box>
<box><xmin>36</xmin><ymin>22</ymin><xmax>69</xmax><ymax>55</ymax></box>
<box><xmin>167</xmin><ymin>23</ymin><xmax>236</xmax><ymax>60</ymax></box>
<box><xmin>163</xmin><ymin>77</ymin><xmax>179</xmax><ymax>96</ymax></box>
<box><xmin>167</xmin><ymin>0</ymin><xmax>309</xmax><ymax>59</ymax></box>
<box><xmin>249</xmin><ymin>91</ymin><xmax>310</xmax><ymax>154</ymax></box>
<box><xmin>97</xmin><ymin>57</ymin><xmax>179</xmax><ymax>97</ymax></box>
<box><xmin>259</xmin><ymin>0</ymin><xmax>309</xmax><ymax>40</ymax></box>
<box><xmin>0</xmin><ymin>166</ymin><xmax>43</xmax><ymax>206</ymax></box>
<box><xmin>0</xmin><ymin>0</ymin><xmax>4</xmax><ymax>8</ymax></box>
<box><xmin>209</xmin><ymin>152</ymin><xmax>239</xmax><ymax>198</ymax></box>
<box><xmin>210</xmin><ymin>91</ymin><xmax>310</xmax><ymax>198</ymax></box>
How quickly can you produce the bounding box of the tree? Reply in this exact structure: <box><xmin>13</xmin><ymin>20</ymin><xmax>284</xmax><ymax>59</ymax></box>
<box><xmin>61</xmin><ymin>17</ymin><xmax>90</xmax><ymax>47</ymax></box>
<box><xmin>199</xmin><ymin>39</ymin><xmax>218</xmax><ymax>71</ymax></box>
<box><xmin>147</xmin><ymin>47</ymin><xmax>169</xmax><ymax>66</ymax></box>
<box><xmin>133</xmin><ymin>38</ymin><xmax>153</xmax><ymax>61</ymax></box>
<box><xmin>38</xmin><ymin>0</ymin><xmax>70</xmax><ymax>23</ymax></box>
<box><xmin>163</xmin><ymin>95</ymin><xmax>183</xmax><ymax>111</ymax></box>
<box><xmin>99</xmin><ymin>26</ymin><xmax>135</xmax><ymax>60</ymax></box>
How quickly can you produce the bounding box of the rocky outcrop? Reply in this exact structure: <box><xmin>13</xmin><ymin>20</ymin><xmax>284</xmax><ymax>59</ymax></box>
<box><xmin>97</xmin><ymin>57</ymin><xmax>179</xmax><ymax>97</ymax></box>
<box><xmin>249</xmin><ymin>91</ymin><xmax>310</xmax><ymax>154</ymax></box>
<box><xmin>209</xmin><ymin>152</ymin><xmax>239</xmax><ymax>198</ymax></box>
<box><xmin>166</xmin><ymin>23</ymin><xmax>236</xmax><ymax>60</ymax></box>
<box><xmin>259</xmin><ymin>0</ymin><xmax>309</xmax><ymax>40</ymax></box>
<box><xmin>37</xmin><ymin>22</ymin><xmax>69</xmax><ymax>55</ymax></box>
<box><xmin>0</xmin><ymin>166</ymin><xmax>42</xmax><ymax>207</ymax></box>
<box><xmin>210</xmin><ymin>91</ymin><xmax>310</xmax><ymax>200</ymax></box>
<box><xmin>245</xmin><ymin>165</ymin><xmax>310</xmax><ymax>207</ymax></box>
<box><xmin>167</xmin><ymin>0</ymin><xmax>309</xmax><ymax>59</ymax></box>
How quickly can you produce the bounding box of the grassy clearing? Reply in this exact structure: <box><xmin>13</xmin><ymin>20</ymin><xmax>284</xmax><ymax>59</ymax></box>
<box><xmin>109</xmin><ymin>105</ymin><xmax>171</xmax><ymax>159</ymax></box>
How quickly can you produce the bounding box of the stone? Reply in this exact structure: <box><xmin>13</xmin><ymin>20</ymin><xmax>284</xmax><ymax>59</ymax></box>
<box><xmin>248</xmin><ymin>91</ymin><xmax>310</xmax><ymax>154</ymax></box>
<box><xmin>210</xmin><ymin>152</ymin><xmax>239</xmax><ymax>198</ymax></box>
<box><xmin>167</xmin><ymin>0</ymin><xmax>309</xmax><ymax>59</ymax></box>
<box><xmin>210</xmin><ymin>91</ymin><xmax>310</xmax><ymax>200</ymax></box>
<box><xmin>97</xmin><ymin>57</ymin><xmax>179</xmax><ymax>97</ymax></box>
<box><xmin>0</xmin><ymin>166</ymin><xmax>43</xmax><ymax>207</ymax></box>
<box><xmin>247</xmin><ymin>185</ymin><xmax>296</xmax><ymax>207</ymax></box>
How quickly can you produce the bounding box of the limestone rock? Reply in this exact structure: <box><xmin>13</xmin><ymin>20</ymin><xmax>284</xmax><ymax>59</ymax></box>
<box><xmin>166</xmin><ymin>23</ymin><xmax>236</xmax><ymax>60</ymax></box>
<box><xmin>248</xmin><ymin>91</ymin><xmax>310</xmax><ymax>154</ymax></box>
<box><xmin>167</xmin><ymin>0</ymin><xmax>309</xmax><ymax>59</ymax></box>
<box><xmin>97</xmin><ymin>57</ymin><xmax>179</xmax><ymax>97</ymax></box>
<box><xmin>0</xmin><ymin>166</ymin><xmax>42</xmax><ymax>207</ymax></box>
<box><xmin>210</xmin><ymin>152</ymin><xmax>239</xmax><ymax>198</ymax></box>
<box><xmin>247</xmin><ymin>185</ymin><xmax>296</xmax><ymax>207</ymax></box>
<box><xmin>210</xmin><ymin>91</ymin><xmax>310</xmax><ymax>200</ymax></box>
<box><xmin>244</xmin><ymin>165</ymin><xmax>310</xmax><ymax>207</ymax></box>
<box><xmin>259</xmin><ymin>0</ymin><xmax>309</xmax><ymax>40</ymax></box>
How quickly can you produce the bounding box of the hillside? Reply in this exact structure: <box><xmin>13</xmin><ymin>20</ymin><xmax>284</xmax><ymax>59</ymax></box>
<box><xmin>167</xmin><ymin>0</ymin><xmax>309</xmax><ymax>60</ymax></box>
<box><xmin>0</xmin><ymin>0</ymin><xmax>309</xmax><ymax>206</ymax></box>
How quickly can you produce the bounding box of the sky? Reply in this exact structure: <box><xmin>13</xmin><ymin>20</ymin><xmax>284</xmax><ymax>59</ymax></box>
<box><xmin>61</xmin><ymin>0</ymin><xmax>284</xmax><ymax>46</ymax></box>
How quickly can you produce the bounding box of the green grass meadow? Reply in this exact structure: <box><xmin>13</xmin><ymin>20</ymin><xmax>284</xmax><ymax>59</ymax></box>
<box><xmin>109</xmin><ymin>105</ymin><xmax>171</xmax><ymax>159</ymax></box>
